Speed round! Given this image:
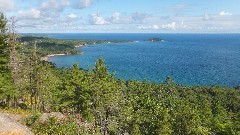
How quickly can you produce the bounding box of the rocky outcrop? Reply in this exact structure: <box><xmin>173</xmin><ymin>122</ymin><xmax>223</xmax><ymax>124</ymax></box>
<box><xmin>39</xmin><ymin>112</ymin><xmax>66</xmax><ymax>124</ymax></box>
<box><xmin>0</xmin><ymin>113</ymin><xmax>34</xmax><ymax>135</ymax></box>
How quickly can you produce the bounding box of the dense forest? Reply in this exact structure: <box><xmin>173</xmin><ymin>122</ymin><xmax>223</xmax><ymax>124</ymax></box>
<box><xmin>19</xmin><ymin>36</ymin><xmax>132</xmax><ymax>57</ymax></box>
<box><xmin>1</xmin><ymin>13</ymin><xmax>240</xmax><ymax>135</ymax></box>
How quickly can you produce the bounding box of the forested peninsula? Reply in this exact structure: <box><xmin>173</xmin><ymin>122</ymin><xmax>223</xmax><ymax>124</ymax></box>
<box><xmin>19</xmin><ymin>36</ymin><xmax>132</xmax><ymax>59</ymax></box>
<box><xmin>1</xmin><ymin>13</ymin><xmax>240</xmax><ymax>135</ymax></box>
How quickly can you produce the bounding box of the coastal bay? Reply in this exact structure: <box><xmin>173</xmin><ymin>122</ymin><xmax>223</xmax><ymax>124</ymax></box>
<box><xmin>2</xmin><ymin>1</ymin><xmax>240</xmax><ymax>134</ymax></box>
<box><xmin>47</xmin><ymin>33</ymin><xmax>240</xmax><ymax>87</ymax></box>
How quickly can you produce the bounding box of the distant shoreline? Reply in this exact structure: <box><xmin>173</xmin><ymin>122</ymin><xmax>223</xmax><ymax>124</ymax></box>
<box><xmin>41</xmin><ymin>40</ymin><xmax>133</xmax><ymax>62</ymax></box>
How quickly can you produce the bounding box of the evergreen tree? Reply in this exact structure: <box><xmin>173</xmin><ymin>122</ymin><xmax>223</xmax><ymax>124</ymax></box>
<box><xmin>0</xmin><ymin>12</ymin><xmax>17</xmax><ymax>107</ymax></box>
<box><xmin>90</xmin><ymin>58</ymin><xmax>125</xmax><ymax>134</ymax></box>
<box><xmin>0</xmin><ymin>13</ymin><xmax>9</xmax><ymax>73</ymax></box>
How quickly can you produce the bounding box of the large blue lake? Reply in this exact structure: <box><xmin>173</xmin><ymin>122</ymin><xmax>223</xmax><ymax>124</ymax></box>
<box><xmin>45</xmin><ymin>33</ymin><xmax>240</xmax><ymax>87</ymax></box>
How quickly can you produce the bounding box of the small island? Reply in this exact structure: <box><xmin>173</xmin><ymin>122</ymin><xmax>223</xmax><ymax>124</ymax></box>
<box><xmin>146</xmin><ymin>38</ymin><xmax>164</xmax><ymax>42</ymax></box>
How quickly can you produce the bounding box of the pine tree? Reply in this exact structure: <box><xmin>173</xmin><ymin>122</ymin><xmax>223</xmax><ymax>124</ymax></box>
<box><xmin>0</xmin><ymin>12</ymin><xmax>17</xmax><ymax>107</ymax></box>
<box><xmin>89</xmin><ymin>58</ymin><xmax>124</xmax><ymax>134</ymax></box>
<box><xmin>17</xmin><ymin>42</ymin><xmax>61</xmax><ymax>112</ymax></box>
<box><xmin>0</xmin><ymin>13</ymin><xmax>10</xmax><ymax>74</ymax></box>
<box><xmin>8</xmin><ymin>17</ymin><xmax>20</xmax><ymax>107</ymax></box>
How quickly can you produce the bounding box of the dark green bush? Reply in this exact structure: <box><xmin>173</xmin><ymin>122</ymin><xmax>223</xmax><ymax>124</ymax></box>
<box><xmin>24</xmin><ymin>113</ymin><xmax>41</xmax><ymax>126</ymax></box>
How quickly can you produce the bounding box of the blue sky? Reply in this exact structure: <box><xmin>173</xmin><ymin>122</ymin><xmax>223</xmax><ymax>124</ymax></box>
<box><xmin>1</xmin><ymin>0</ymin><xmax>240</xmax><ymax>33</ymax></box>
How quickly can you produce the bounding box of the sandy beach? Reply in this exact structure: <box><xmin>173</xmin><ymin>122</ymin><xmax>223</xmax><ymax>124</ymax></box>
<box><xmin>74</xmin><ymin>44</ymin><xmax>85</xmax><ymax>48</ymax></box>
<box><xmin>41</xmin><ymin>44</ymin><xmax>86</xmax><ymax>61</ymax></box>
<box><xmin>41</xmin><ymin>54</ymin><xmax>66</xmax><ymax>61</ymax></box>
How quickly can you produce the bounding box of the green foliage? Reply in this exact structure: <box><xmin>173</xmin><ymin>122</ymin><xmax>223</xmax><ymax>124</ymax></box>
<box><xmin>0</xmin><ymin>12</ymin><xmax>10</xmax><ymax>81</ymax></box>
<box><xmin>25</xmin><ymin>114</ymin><xmax>84</xmax><ymax>135</ymax></box>
<box><xmin>55</xmin><ymin>58</ymin><xmax>240</xmax><ymax>134</ymax></box>
<box><xmin>19</xmin><ymin>36</ymin><xmax>132</xmax><ymax>57</ymax></box>
<box><xmin>24</xmin><ymin>113</ymin><xmax>41</xmax><ymax>126</ymax></box>
<box><xmin>0</xmin><ymin>12</ymin><xmax>18</xmax><ymax>108</ymax></box>
<box><xmin>0</xmin><ymin>74</ymin><xmax>15</xmax><ymax>100</ymax></box>
<box><xmin>33</xmin><ymin>117</ymin><xmax>79</xmax><ymax>135</ymax></box>
<box><xmin>19</xmin><ymin>44</ymin><xmax>61</xmax><ymax>112</ymax></box>
<box><xmin>61</xmin><ymin>58</ymin><xmax>126</xmax><ymax>134</ymax></box>
<box><xmin>164</xmin><ymin>76</ymin><xmax>175</xmax><ymax>86</ymax></box>
<box><xmin>1</xmin><ymin>12</ymin><xmax>240</xmax><ymax>134</ymax></box>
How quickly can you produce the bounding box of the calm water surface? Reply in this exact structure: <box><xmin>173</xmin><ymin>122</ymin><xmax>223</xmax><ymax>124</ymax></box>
<box><xmin>46</xmin><ymin>33</ymin><xmax>240</xmax><ymax>87</ymax></box>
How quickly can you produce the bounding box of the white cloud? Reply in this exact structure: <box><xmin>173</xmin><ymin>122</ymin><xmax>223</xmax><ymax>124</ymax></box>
<box><xmin>152</xmin><ymin>25</ymin><xmax>159</xmax><ymax>30</ymax></box>
<box><xmin>0</xmin><ymin>0</ymin><xmax>14</xmax><ymax>11</ymax></box>
<box><xmin>40</xmin><ymin>0</ymin><xmax>67</xmax><ymax>12</ymax></box>
<box><xmin>162</xmin><ymin>22</ymin><xmax>176</xmax><ymax>30</ymax></box>
<box><xmin>9</xmin><ymin>2</ymin><xmax>240</xmax><ymax>33</ymax></box>
<box><xmin>109</xmin><ymin>12</ymin><xmax>120</xmax><ymax>23</ymax></box>
<box><xmin>131</xmin><ymin>12</ymin><xmax>149</xmax><ymax>23</ymax></box>
<box><xmin>89</xmin><ymin>14</ymin><xmax>108</xmax><ymax>25</ymax></box>
<box><xmin>219</xmin><ymin>11</ymin><xmax>232</xmax><ymax>16</ymax></box>
<box><xmin>203</xmin><ymin>13</ymin><xmax>211</xmax><ymax>20</ymax></box>
<box><xmin>138</xmin><ymin>25</ymin><xmax>160</xmax><ymax>30</ymax></box>
<box><xmin>18</xmin><ymin>9</ymin><xmax>41</xmax><ymax>19</ymax></box>
<box><xmin>76</xmin><ymin>0</ymin><xmax>92</xmax><ymax>9</ymax></box>
<box><xmin>68</xmin><ymin>13</ymin><xmax>77</xmax><ymax>19</ymax></box>
<box><xmin>61</xmin><ymin>0</ymin><xmax>70</xmax><ymax>6</ymax></box>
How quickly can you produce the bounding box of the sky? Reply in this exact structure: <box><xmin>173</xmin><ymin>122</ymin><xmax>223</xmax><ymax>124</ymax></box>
<box><xmin>0</xmin><ymin>0</ymin><xmax>240</xmax><ymax>33</ymax></box>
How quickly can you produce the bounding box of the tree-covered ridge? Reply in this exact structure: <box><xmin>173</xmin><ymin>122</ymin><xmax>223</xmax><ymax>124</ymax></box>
<box><xmin>1</xmin><ymin>12</ymin><xmax>240</xmax><ymax>134</ymax></box>
<box><xmin>35</xmin><ymin>59</ymin><xmax>240</xmax><ymax>135</ymax></box>
<box><xmin>19</xmin><ymin>36</ymin><xmax>132</xmax><ymax>57</ymax></box>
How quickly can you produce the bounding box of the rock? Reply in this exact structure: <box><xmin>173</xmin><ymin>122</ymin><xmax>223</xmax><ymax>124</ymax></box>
<box><xmin>0</xmin><ymin>113</ymin><xmax>34</xmax><ymax>135</ymax></box>
<box><xmin>39</xmin><ymin>112</ymin><xmax>66</xmax><ymax>124</ymax></box>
